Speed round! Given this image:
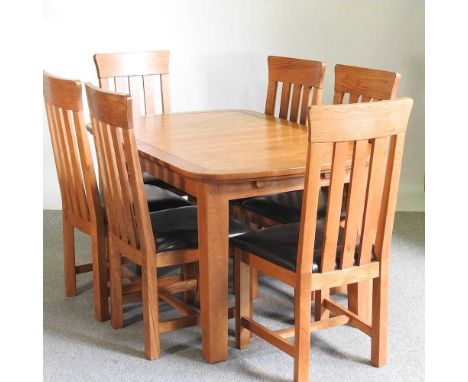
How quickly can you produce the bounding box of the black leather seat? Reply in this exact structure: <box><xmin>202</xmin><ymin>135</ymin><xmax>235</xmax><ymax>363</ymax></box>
<box><xmin>145</xmin><ymin>184</ymin><xmax>192</xmax><ymax>212</ymax></box>
<box><xmin>143</xmin><ymin>172</ymin><xmax>175</xmax><ymax>189</ymax></box>
<box><xmin>150</xmin><ymin>206</ymin><xmax>250</xmax><ymax>252</ymax></box>
<box><xmin>240</xmin><ymin>190</ymin><xmax>327</xmax><ymax>224</ymax></box>
<box><xmin>231</xmin><ymin>219</ymin><xmax>350</xmax><ymax>273</ymax></box>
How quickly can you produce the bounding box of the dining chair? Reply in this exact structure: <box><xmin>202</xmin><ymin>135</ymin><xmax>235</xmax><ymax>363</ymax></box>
<box><xmin>231</xmin><ymin>55</ymin><xmax>326</xmax><ymax>226</ymax></box>
<box><xmin>237</xmin><ymin>63</ymin><xmax>401</xmax><ymax>300</ymax></box>
<box><xmin>229</xmin><ymin>56</ymin><xmax>326</xmax><ymax>298</ymax></box>
<box><xmin>238</xmin><ymin>63</ymin><xmax>401</xmax><ymax>228</ymax></box>
<box><xmin>264</xmin><ymin>55</ymin><xmax>326</xmax><ymax>123</ymax></box>
<box><xmin>93</xmin><ymin>50</ymin><xmax>177</xmax><ymax>188</ymax></box>
<box><xmin>43</xmin><ymin>72</ymin><xmax>192</xmax><ymax>322</ymax></box>
<box><xmin>232</xmin><ymin>98</ymin><xmax>413</xmax><ymax>382</ymax></box>
<box><xmin>94</xmin><ymin>49</ymin><xmax>198</xmax><ymax>293</ymax></box>
<box><xmin>85</xmin><ymin>82</ymin><xmax>249</xmax><ymax>359</ymax></box>
<box><xmin>44</xmin><ymin>72</ymin><xmax>109</xmax><ymax>322</ymax></box>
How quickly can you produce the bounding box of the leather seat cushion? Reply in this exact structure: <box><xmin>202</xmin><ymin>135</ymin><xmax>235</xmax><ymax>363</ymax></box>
<box><xmin>240</xmin><ymin>190</ymin><xmax>329</xmax><ymax>224</ymax></box>
<box><xmin>145</xmin><ymin>184</ymin><xmax>192</xmax><ymax>212</ymax></box>
<box><xmin>231</xmin><ymin>220</ymin><xmax>347</xmax><ymax>272</ymax></box>
<box><xmin>150</xmin><ymin>206</ymin><xmax>250</xmax><ymax>252</ymax></box>
<box><xmin>241</xmin><ymin>187</ymin><xmax>346</xmax><ymax>224</ymax></box>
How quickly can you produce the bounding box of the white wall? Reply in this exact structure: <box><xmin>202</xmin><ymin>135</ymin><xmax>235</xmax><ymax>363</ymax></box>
<box><xmin>43</xmin><ymin>0</ymin><xmax>424</xmax><ymax>211</ymax></box>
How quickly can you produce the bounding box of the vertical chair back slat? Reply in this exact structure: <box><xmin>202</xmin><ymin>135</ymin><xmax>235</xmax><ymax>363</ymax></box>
<box><xmin>53</xmin><ymin>106</ymin><xmax>80</xmax><ymax>216</ymax></box>
<box><xmin>289</xmin><ymin>84</ymin><xmax>302</xmax><ymax>122</ymax></box>
<box><xmin>103</xmin><ymin>121</ymin><xmax>130</xmax><ymax>243</ymax></box>
<box><xmin>299</xmin><ymin>86</ymin><xmax>312</xmax><ymax>124</ymax></box>
<box><xmin>311</xmin><ymin>87</ymin><xmax>322</xmax><ymax>107</ymax></box>
<box><xmin>297</xmin><ymin>99</ymin><xmax>413</xmax><ymax>275</ymax></box>
<box><xmin>320</xmin><ymin>142</ymin><xmax>348</xmax><ymax>272</ymax></box>
<box><xmin>46</xmin><ymin>103</ymin><xmax>71</xmax><ymax>212</ymax></box>
<box><xmin>94</xmin><ymin>51</ymin><xmax>171</xmax><ymax>117</ymax></box>
<box><xmin>333</xmin><ymin>92</ymin><xmax>344</xmax><ymax>104</ymax></box>
<box><xmin>357</xmin><ymin>137</ymin><xmax>389</xmax><ymax>265</ymax></box>
<box><xmin>62</xmin><ymin>108</ymin><xmax>89</xmax><ymax>221</ymax></box>
<box><xmin>340</xmin><ymin>140</ymin><xmax>369</xmax><ymax>268</ymax></box>
<box><xmin>349</xmin><ymin>93</ymin><xmax>360</xmax><ymax>104</ymax></box>
<box><xmin>279</xmin><ymin>82</ymin><xmax>292</xmax><ymax>119</ymax></box>
<box><xmin>110</xmin><ymin>126</ymin><xmax>139</xmax><ymax>248</ymax></box>
<box><xmin>296</xmin><ymin>143</ymin><xmax>324</xmax><ymax>274</ymax></box>
<box><xmin>43</xmin><ymin>73</ymin><xmax>102</xmax><ymax>226</ymax></box>
<box><xmin>374</xmin><ymin>134</ymin><xmax>406</xmax><ymax>261</ymax></box>
<box><xmin>160</xmin><ymin>74</ymin><xmax>171</xmax><ymax>114</ymax></box>
<box><xmin>333</xmin><ymin>64</ymin><xmax>401</xmax><ymax>105</ymax></box>
<box><xmin>85</xmin><ymin>83</ymin><xmax>155</xmax><ymax>255</ymax></box>
<box><xmin>265</xmin><ymin>56</ymin><xmax>325</xmax><ymax>124</ymax></box>
<box><xmin>264</xmin><ymin>80</ymin><xmax>278</xmax><ymax>116</ymax></box>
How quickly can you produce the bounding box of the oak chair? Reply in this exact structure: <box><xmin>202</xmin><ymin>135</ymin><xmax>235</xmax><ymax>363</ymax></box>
<box><xmin>44</xmin><ymin>72</ymin><xmax>109</xmax><ymax>322</ymax></box>
<box><xmin>230</xmin><ymin>56</ymin><xmax>326</xmax><ymax>297</ymax></box>
<box><xmin>93</xmin><ymin>50</ymin><xmax>170</xmax><ymax>116</ymax></box>
<box><xmin>94</xmin><ymin>50</ymin><xmax>196</xmax><ymax>290</ymax></box>
<box><xmin>264</xmin><ymin>55</ymin><xmax>326</xmax><ymax>123</ymax></box>
<box><xmin>85</xmin><ymin>83</ymin><xmax>248</xmax><ymax>359</ymax></box>
<box><xmin>93</xmin><ymin>50</ymin><xmax>175</xmax><ymax>188</ymax></box>
<box><xmin>238</xmin><ymin>63</ymin><xmax>401</xmax><ymax>228</ymax></box>
<box><xmin>232</xmin><ymin>56</ymin><xmax>326</xmax><ymax>229</ymax></box>
<box><xmin>237</xmin><ymin>63</ymin><xmax>401</xmax><ymax>300</ymax></box>
<box><xmin>233</xmin><ymin>98</ymin><xmax>413</xmax><ymax>381</ymax></box>
<box><xmin>44</xmin><ymin>72</ymin><xmax>192</xmax><ymax>322</ymax></box>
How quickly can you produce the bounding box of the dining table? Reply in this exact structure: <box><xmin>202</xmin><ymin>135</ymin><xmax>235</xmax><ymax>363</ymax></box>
<box><xmin>91</xmin><ymin>109</ymin><xmax>370</xmax><ymax>363</ymax></box>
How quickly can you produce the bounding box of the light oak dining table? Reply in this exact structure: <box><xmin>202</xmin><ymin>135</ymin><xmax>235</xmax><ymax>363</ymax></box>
<box><xmin>91</xmin><ymin>109</ymin><xmax>368</xmax><ymax>363</ymax></box>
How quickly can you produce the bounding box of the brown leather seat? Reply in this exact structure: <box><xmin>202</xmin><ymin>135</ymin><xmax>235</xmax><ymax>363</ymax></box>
<box><xmin>150</xmin><ymin>206</ymin><xmax>250</xmax><ymax>252</ymax></box>
<box><xmin>231</xmin><ymin>219</ymin><xmax>347</xmax><ymax>272</ymax></box>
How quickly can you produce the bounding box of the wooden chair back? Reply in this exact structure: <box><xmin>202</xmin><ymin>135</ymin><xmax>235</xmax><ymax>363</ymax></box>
<box><xmin>43</xmin><ymin>72</ymin><xmax>103</xmax><ymax>230</ymax></box>
<box><xmin>85</xmin><ymin>83</ymin><xmax>155</xmax><ymax>255</ymax></box>
<box><xmin>333</xmin><ymin>64</ymin><xmax>400</xmax><ymax>104</ymax></box>
<box><xmin>265</xmin><ymin>56</ymin><xmax>326</xmax><ymax>124</ymax></box>
<box><xmin>93</xmin><ymin>50</ymin><xmax>171</xmax><ymax>117</ymax></box>
<box><xmin>298</xmin><ymin>98</ymin><xmax>413</xmax><ymax>275</ymax></box>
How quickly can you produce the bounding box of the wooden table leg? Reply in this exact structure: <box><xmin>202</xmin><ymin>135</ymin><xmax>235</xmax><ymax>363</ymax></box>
<box><xmin>197</xmin><ymin>183</ymin><xmax>229</xmax><ymax>363</ymax></box>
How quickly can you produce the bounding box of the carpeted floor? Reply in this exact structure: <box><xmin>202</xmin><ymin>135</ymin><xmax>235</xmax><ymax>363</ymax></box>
<box><xmin>43</xmin><ymin>211</ymin><xmax>424</xmax><ymax>382</ymax></box>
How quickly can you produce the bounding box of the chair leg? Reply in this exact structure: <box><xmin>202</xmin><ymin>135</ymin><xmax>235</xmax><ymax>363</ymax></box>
<box><xmin>235</xmin><ymin>250</ymin><xmax>252</xmax><ymax>349</ymax></box>
<box><xmin>250</xmin><ymin>268</ymin><xmax>259</xmax><ymax>300</ymax></box>
<box><xmin>248</xmin><ymin>222</ymin><xmax>260</xmax><ymax>300</ymax></box>
<box><xmin>62</xmin><ymin>214</ymin><xmax>77</xmax><ymax>297</ymax></box>
<box><xmin>109</xmin><ymin>241</ymin><xmax>123</xmax><ymax>329</ymax></box>
<box><xmin>371</xmin><ymin>274</ymin><xmax>388</xmax><ymax>367</ymax></box>
<box><xmin>182</xmin><ymin>263</ymin><xmax>197</xmax><ymax>303</ymax></box>
<box><xmin>314</xmin><ymin>289</ymin><xmax>330</xmax><ymax>321</ymax></box>
<box><xmin>141</xmin><ymin>261</ymin><xmax>161</xmax><ymax>360</ymax></box>
<box><xmin>294</xmin><ymin>275</ymin><xmax>312</xmax><ymax>382</ymax></box>
<box><xmin>348</xmin><ymin>280</ymin><xmax>372</xmax><ymax>324</ymax></box>
<box><xmin>91</xmin><ymin>226</ymin><xmax>109</xmax><ymax>322</ymax></box>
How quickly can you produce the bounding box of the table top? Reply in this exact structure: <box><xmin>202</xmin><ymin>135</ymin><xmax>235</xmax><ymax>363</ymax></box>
<box><xmin>133</xmin><ymin>110</ymin><xmax>339</xmax><ymax>181</ymax></box>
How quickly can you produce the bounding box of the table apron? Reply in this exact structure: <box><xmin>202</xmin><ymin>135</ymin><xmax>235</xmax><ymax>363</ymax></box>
<box><xmin>140</xmin><ymin>156</ymin><xmax>336</xmax><ymax>200</ymax></box>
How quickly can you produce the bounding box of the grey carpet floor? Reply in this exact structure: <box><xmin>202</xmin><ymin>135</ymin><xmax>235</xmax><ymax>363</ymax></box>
<box><xmin>43</xmin><ymin>211</ymin><xmax>424</xmax><ymax>382</ymax></box>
